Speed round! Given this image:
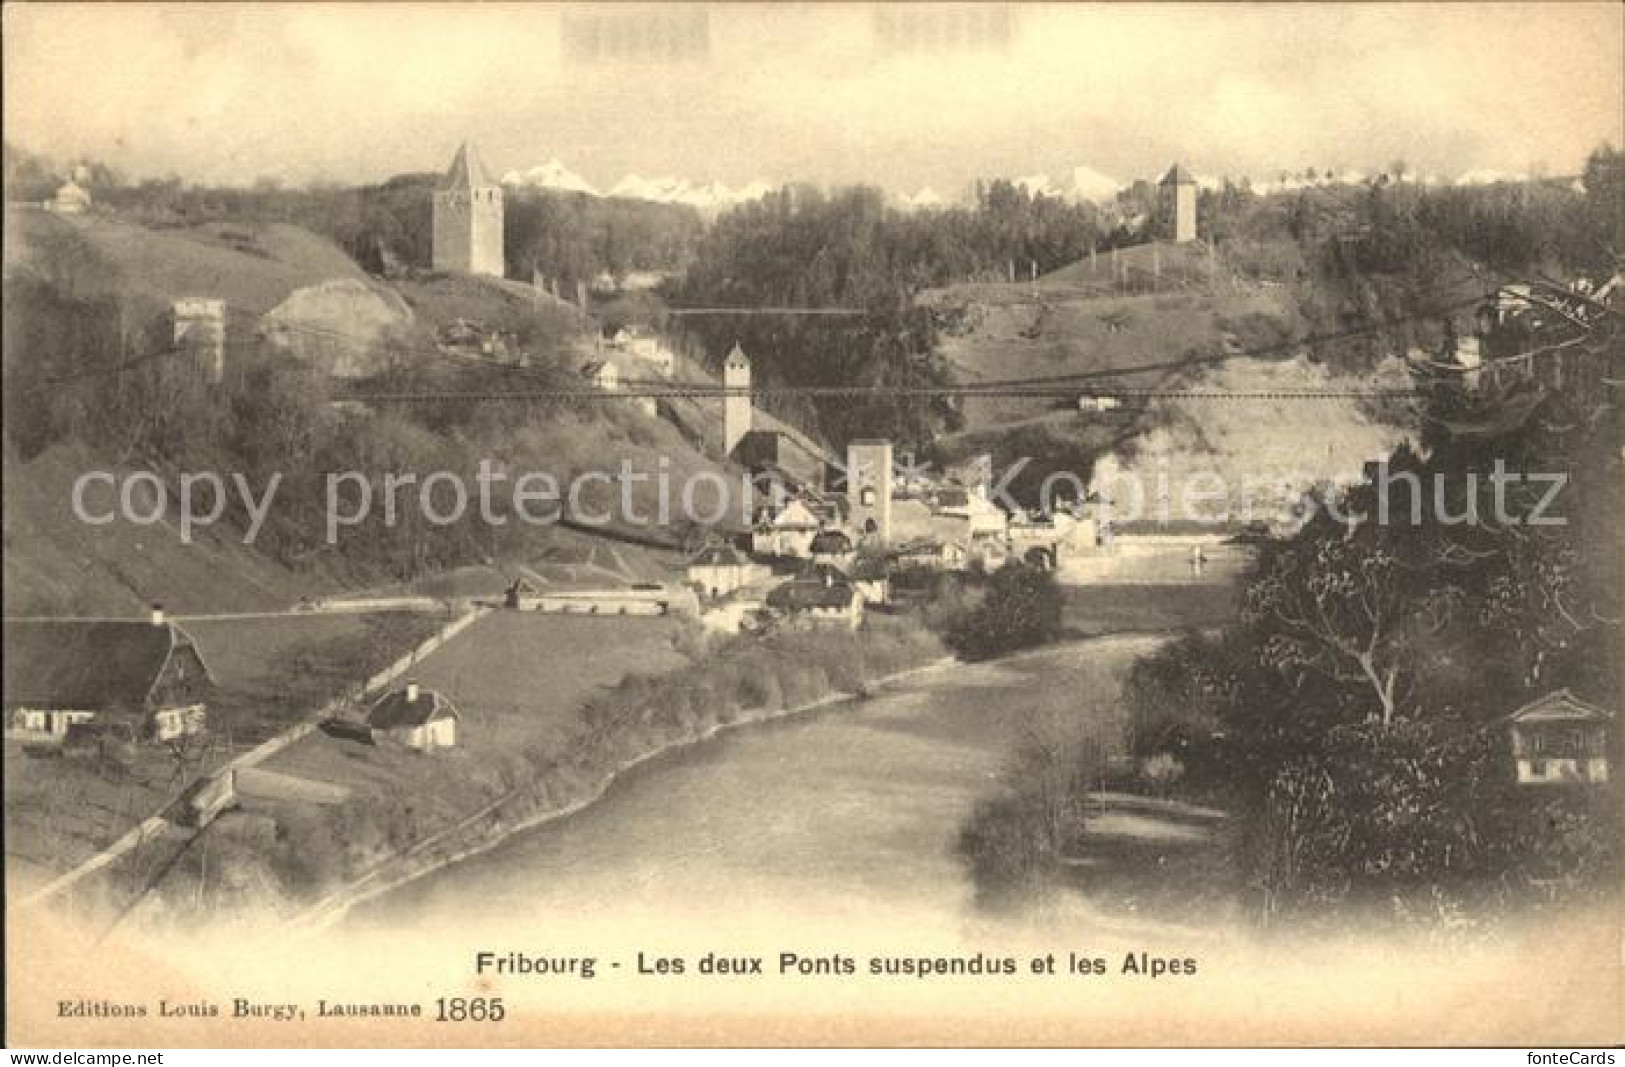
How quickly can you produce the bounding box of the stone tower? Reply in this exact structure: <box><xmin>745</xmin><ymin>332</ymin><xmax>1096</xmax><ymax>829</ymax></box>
<box><xmin>433</xmin><ymin>141</ymin><xmax>505</xmax><ymax>276</ymax></box>
<box><xmin>1159</xmin><ymin>163</ymin><xmax>1198</xmax><ymax>243</ymax></box>
<box><xmin>846</xmin><ymin>439</ymin><xmax>893</xmax><ymax>544</ymax></box>
<box><xmin>723</xmin><ymin>342</ymin><xmax>752</xmax><ymax>457</ymax></box>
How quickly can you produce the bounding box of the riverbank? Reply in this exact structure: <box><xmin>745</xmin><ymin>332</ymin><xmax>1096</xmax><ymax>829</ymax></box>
<box><xmin>288</xmin><ymin>651</ymin><xmax>962</xmax><ymax>933</ymax></box>
<box><xmin>91</xmin><ymin>617</ymin><xmax>946</xmax><ymax>934</ymax></box>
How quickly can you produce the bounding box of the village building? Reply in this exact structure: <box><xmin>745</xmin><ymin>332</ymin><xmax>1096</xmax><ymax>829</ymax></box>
<box><xmin>766</xmin><ymin>570</ymin><xmax>864</xmax><ymax>630</ymax></box>
<box><xmin>848</xmin><ymin>557</ymin><xmax>892</xmax><ymax>607</ymax></box>
<box><xmin>751</xmin><ymin>498</ymin><xmax>823</xmax><ymax>559</ymax></box>
<box><xmin>604</xmin><ymin>325</ymin><xmax>676</xmax><ymax>377</ymax></box>
<box><xmin>580</xmin><ymin>360</ymin><xmax>621</xmax><ymax>392</ymax></box>
<box><xmin>2</xmin><ymin>609</ymin><xmax>212</xmax><ymax>744</ymax></box>
<box><xmin>366</xmin><ymin>682</ymin><xmax>460</xmax><ymax>751</ymax></box>
<box><xmin>1160</xmin><ymin>163</ymin><xmax>1199</xmax><ymax>244</ymax></box>
<box><xmin>687</xmin><ymin>543</ymin><xmax>770</xmax><ymax>600</ymax></box>
<box><xmin>47</xmin><ymin>177</ymin><xmax>91</xmax><ymax>215</ymax></box>
<box><xmin>432</xmin><ymin>141</ymin><xmax>504</xmax><ymax>277</ymax></box>
<box><xmin>892</xmin><ymin>537</ymin><xmax>969</xmax><ymax>572</ymax></box>
<box><xmin>1506</xmin><ymin>689</ymin><xmax>1612</xmax><ymax>786</ymax></box>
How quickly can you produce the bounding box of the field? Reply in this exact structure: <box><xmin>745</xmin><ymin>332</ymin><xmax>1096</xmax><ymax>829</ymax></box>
<box><xmin>184</xmin><ymin>613</ymin><xmax>447</xmax><ymax>741</ymax></box>
<box><xmin>261</xmin><ymin>611</ymin><xmax>690</xmax><ymax>813</ymax></box>
<box><xmin>1</xmin><ymin>611</ymin><xmax>447</xmax><ymax>893</ymax></box>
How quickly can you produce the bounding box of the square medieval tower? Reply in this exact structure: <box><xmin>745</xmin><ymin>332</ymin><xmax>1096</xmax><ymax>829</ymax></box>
<box><xmin>433</xmin><ymin>141</ymin><xmax>505</xmax><ymax>277</ymax></box>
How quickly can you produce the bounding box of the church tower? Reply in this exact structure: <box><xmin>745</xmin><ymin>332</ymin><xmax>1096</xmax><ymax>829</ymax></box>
<box><xmin>723</xmin><ymin>342</ymin><xmax>752</xmax><ymax>457</ymax></box>
<box><xmin>433</xmin><ymin>141</ymin><xmax>505</xmax><ymax>276</ymax></box>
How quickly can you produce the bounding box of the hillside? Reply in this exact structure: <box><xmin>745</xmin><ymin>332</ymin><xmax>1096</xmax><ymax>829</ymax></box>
<box><xmin>918</xmin><ymin>227</ymin><xmax>1498</xmax><ymax>509</ymax></box>
<box><xmin>3</xmin><ymin>208</ymin><xmax>367</xmax><ymax>316</ymax></box>
<box><xmin>0</xmin><ymin>441</ymin><xmax>338</xmax><ymax>615</ymax></box>
<box><xmin>2</xmin><ymin>207</ymin><xmax>758</xmax><ymax>614</ymax></box>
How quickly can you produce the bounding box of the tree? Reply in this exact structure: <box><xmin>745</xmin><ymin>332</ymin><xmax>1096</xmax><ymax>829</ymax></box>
<box><xmin>944</xmin><ymin>562</ymin><xmax>1063</xmax><ymax>661</ymax></box>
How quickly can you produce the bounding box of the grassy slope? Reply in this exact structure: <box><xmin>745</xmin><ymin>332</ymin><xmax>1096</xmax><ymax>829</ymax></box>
<box><xmin>0</xmin><ymin>441</ymin><xmax>338</xmax><ymax>616</ymax></box>
<box><xmin>920</xmin><ymin>234</ymin><xmax>1441</xmax><ymax>510</ymax></box>
<box><xmin>4</xmin><ymin>208</ymin><xmax>366</xmax><ymax>317</ymax></box>
<box><xmin>4</xmin><ymin>209</ymin><xmax>750</xmax><ymax>612</ymax></box>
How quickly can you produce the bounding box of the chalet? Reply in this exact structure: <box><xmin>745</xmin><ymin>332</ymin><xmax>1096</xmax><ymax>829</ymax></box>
<box><xmin>3</xmin><ymin>610</ymin><xmax>212</xmax><ymax>744</ymax></box>
<box><xmin>1507</xmin><ymin>689</ymin><xmax>1612</xmax><ymax>786</ymax></box>
<box><xmin>765</xmin><ymin>573</ymin><xmax>863</xmax><ymax>630</ymax></box>
<box><xmin>809</xmin><ymin>528</ymin><xmax>856</xmax><ymax>568</ymax></box>
<box><xmin>367</xmin><ymin>682</ymin><xmax>460</xmax><ymax>751</ymax></box>
<box><xmin>751</xmin><ymin>499</ymin><xmax>823</xmax><ymax>559</ymax></box>
<box><xmin>687</xmin><ymin>543</ymin><xmax>769</xmax><ymax>600</ymax></box>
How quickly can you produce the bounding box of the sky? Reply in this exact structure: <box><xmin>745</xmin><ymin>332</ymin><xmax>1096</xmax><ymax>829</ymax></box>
<box><xmin>5</xmin><ymin>2</ymin><xmax>1622</xmax><ymax>194</ymax></box>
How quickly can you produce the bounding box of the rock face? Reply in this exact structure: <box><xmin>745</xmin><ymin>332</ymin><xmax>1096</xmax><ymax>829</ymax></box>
<box><xmin>261</xmin><ymin>279</ymin><xmax>416</xmax><ymax>378</ymax></box>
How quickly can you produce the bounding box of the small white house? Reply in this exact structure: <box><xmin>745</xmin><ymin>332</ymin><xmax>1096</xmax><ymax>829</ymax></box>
<box><xmin>750</xmin><ymin>499</ymin><xmax>823</xmax><ymax>559</ymax></box>
<box><xmin>581</xmin><ymin>361</ymin><xmax>621</xmax><ymax>391</ymax></box>
<box><xmin>367</xmin><ymin>682</ymin><xmax>460</xmax><ymax>751</ymax></box>
<box><xmin>1507</xmin><ymin>689</ymin><xmax>1612</xmax><ymax>786</ymax></box>
<box><xmin>687</xmin><ymin>543</ymin><xmax>769</xmax><ymax>600</ymax></box>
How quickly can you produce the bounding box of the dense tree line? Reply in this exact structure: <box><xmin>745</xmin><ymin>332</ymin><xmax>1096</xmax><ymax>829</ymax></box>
<box><xmin>671</xmin><ymin>181</ymin><xmax>1112</xmax><ymax>448</ymax></box>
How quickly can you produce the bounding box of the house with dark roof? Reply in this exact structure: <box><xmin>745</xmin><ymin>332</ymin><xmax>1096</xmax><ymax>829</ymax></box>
<box><xmin>366</xmin><ymin>682</ymin><xmax>460</xmax><ymax>751</ymax></box>
<box><xmin>1507</xmin><ymin>689</ymin><xmax>1613</xmax><ymax>786</ymax></box>
<box><xmin>2</xmin><ymin>610</ymin><xmax>212</xmax><ymax>744</ymax></box>
<box><xmin>766</xmin><ymin>569</ymin><xmax>863</xmax><ymax>629</ymax></box>
<box><xmin>809</xmin><ymin>528</ymin><xmax>855</xmax><ymax>568</ymax></box>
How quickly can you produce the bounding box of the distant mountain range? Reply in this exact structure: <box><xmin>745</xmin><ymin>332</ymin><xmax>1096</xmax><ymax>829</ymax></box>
<box><xmin>500</xmin><ymin>159</ymin><xmax>775</xmax><ymax>213</ymax></box>
<box><xmin>499</xmin><ymin>156</ymin><xmax>1566</xmax><ymax>213</ymax></box>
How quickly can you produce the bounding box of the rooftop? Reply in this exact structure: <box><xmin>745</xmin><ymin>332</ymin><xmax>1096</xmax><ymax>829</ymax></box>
<box><xmin>441</xmin><ymin>141</ymin><xmax>497</xmax><ymax>191</ymax></box>
<box><xmin>2</xmin><ymin>619</ymin><xmax>205</xmax><ymax>710</ymax></box>
<box><xmin>367</xmin><ymin>685</ymin><xmax>460</xmax><ymax>729</ymax></box>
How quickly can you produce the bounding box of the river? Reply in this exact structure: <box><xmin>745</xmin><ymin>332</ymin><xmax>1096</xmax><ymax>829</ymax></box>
<box><xmin>346</xmin><ymin>633</ymin><xmax>1195</xmax><ymax>947</ymax></box>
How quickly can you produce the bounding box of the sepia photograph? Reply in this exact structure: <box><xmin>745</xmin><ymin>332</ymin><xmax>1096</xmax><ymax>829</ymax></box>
<box><xmin>2</xmin><ymin>0</ymin><xmax>1621</xmax><ymax>1052</ymax></box>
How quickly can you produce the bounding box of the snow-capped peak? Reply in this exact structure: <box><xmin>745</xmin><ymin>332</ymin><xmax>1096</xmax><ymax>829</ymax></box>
<box><xmin>898</xmin><ymin>186</ymin><xmax>948</xmax><ymax>211</ymax></box>
<box><xmin>501</xmin><ymin>159</ymin><xmax>600</xmax><ymax>196</ymax></box>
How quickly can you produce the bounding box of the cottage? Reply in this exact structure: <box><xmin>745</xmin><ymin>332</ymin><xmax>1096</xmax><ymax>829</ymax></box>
<box><xmin>3</xmin><ymin>610</ymin><xmax>212</xmax><ymax>744</ymax></box>
<box><xmin>366</xmin><ymin>682</ymin><xmax>460</xmax><ymax>751</ymax></box>
<box><xmin>687</xmin><ymin>543</ymin><xmax>769</xmax><ymax>600</ymax></box>
<box><xmin>1507</xmin><ymin>689</ymin><xmax>1612</xmax><ymax>785</ymax></box>
<box><xmin>766</xmin><ymin>572</ymin><xmax>864</xmax><ymax>629</ymax></box>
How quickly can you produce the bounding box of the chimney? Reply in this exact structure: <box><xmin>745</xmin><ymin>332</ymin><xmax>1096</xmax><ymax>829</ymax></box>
<box><xmin>149</xmin><ymin>604</ymin><xmax>166</xmax><ymax>627</ymax></box>
<box><xmin>406</xmin><ymin>681</ymin><xmax>420</xmax><ymax>703</ymax></box>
